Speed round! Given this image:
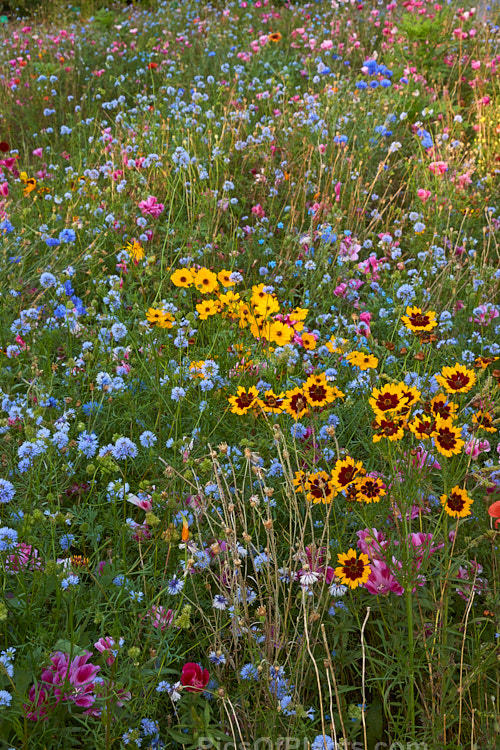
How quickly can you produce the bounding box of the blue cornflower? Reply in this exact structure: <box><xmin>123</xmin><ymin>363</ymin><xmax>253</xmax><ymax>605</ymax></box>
<box><xmin>208</xmin><ymin>651</ymin><xmax>226</xmax><ymax>666</ymax></box>
<box><xmin>171</xmin><ymin>387</ymin><xmax>186</xmax><ymax>401</ymax></box>
<box><xmin>240</xmin><ymin>663</ymin><xmax>259</xmax><ymax>681</ymax></box>
<box><xmin>0</xmin><ymin>690</ymin><xmax>12</xmax><ymax>707</ymax></box>
<box><xmin>213</xmin><ymin>594</ymin><xmax>228</xmax><ymax>610</ymax></box>
<box><xmin>139</xmin><ymin>431</ymin><xmax>157</xmax><ymax>448</ymax></box>
<box><xmin>77</xmin><ymin>431</ymin><xmax>99</xmax><ymax>458</ymax></box>
<box><xmin>111</xmin><ymin>322</ymin><xmax>127</xmax><ymax>341</ymax></box>
<box><xmin>59</xmin><ymin>228</ymin><xmax>76</xmax><ymax>243</ymax></box>
<box><xmin>59</xmin><ymin>534</ymin><xmax>75</xmax><ymax>551</ymax></box>
<box><xmin>40</xmin><ymin>272</ymin><xmax>57</xmax><ymax>288</ymax></box>
<box><xmin>166</xmin><ymin>575</ymin><xmax>184</xmax><ymax>595</ymax></box>
<box><xmin>61</xmin><ymin>574</ymin><xmax>79</xmax><ymax>589</ymax></box>
<box><xmin>0</xmin><ymin>527</ymin><xmax>17</xmax><ymax>551</ymax></box>
<box><xmin>129</xmin><ymin>590</ymin><xmax>144</xmax><ymax>603</ymax></box>
<box><xmin>311</xmin><ymin>736</ymin><xmax>335</xmax><ymax>750</ymax></box>
<box><xmin>0</xmin><ymin>479</ymin><xmax>15</xmax><ymax>504</ymax></box>
<box><xmin>112</xmin><ymin>438</ymin><xmax>138</xmax><ymax>460</ymax></box>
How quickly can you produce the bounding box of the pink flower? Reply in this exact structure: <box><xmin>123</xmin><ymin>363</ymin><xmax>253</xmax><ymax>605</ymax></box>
<box><xmin>251</xmin><ymin>204</ymin><xmax>265</xmax><ymax>218</ymax></box>
<box><xmin>180</xmin><ymin>662</ymin><xmax>210</xmax><ymax>693</ymax></box>
<box><xmin>143</xmin><ymin>604</ymin><xmax>174</xmax><ymax>632</ymax></box>
<box><xmin>138</xmin><ymin>195</ymin><xmax>164</xmax><ymax>218</ymax></box>
<box><xmin>334</xmin><ymin>181</ymin><xmax>341</xmax><ymax>203</ymax></box>
<box><xmin>356</xmin><ymin>528</ymin><xmax>389</xmax><ymax>560</ymax></box>
<box><xmin>6</xmin><ymin>543</ymin><xmax>42</xmax><ymax>572</ymax></box>
<box><xmin>429</xmin><ymin>160</ymin><xmax>448</xmax><ymax>175</ymax></box>
<box><xmin>0</xmin><ymin>182</ymin><xmax>8</xmax><ymax>197</ymax></box>
<box><xmin>465</xmin><ymin>438</ymin><xmax>491</xmax><ymax>458</ymax></box>
<box><xmin>26</xmin><ymin>651</ymin><xmax>100</xmax><ymax>720</ymax></box>
<box><xmin>94</xmin><ymin>637</ymin><xmax>117</xmax><ymax>666</ymax></box>
<box><xmin>127</xmin><ymin>493</ymin><xmax>152</xmax><ymax>512</ymax></box>
<box><xmin>364</xmin><ymin>559</ymin><xmax>404</xmax><ymax>596</ymax></box>
<box><xmin>417</xmin><ymin>188</ymin><xmax>431</xmax><ymax>202</ymax></box>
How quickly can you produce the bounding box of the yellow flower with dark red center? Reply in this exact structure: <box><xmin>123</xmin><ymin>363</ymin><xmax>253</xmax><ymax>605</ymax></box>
<box><xmin>194</xmin><ymin>268</ymin><xmax>219</xmax><ymax>294</ymax></box>
<box><xmin>196</xmin><ymin>299</ymin><xmax>220</xmax><ymax>320</ymax></box>
<box><xmin>397</xmin><ymin>385</ymin><xmax>421</xmax><ymax>416</ymax></box>
<box><xmin>372</xmin><ymin>415</ymin><xmax>406</xmax><ymax>443</ymax></box>
<box><xmin>292</xmin><ymin>470</ymin><xmax>307</xmax><ymax>492</ymax></box>
<box><xmin>354</xmin><ymin>476</ymin><xmax>386</xmax><ymax>503</ymax></box>
<box><xmin>125</xmin><ymin>240</ymin><xmax>145</xmax><ymax>263</ymax></box>
<box><xmin>217</xmin><ymin>270</ymin><xmax>235</xmax><ymax>287</ymax></box>
<box><xmin>369</xmin><ymin>383</ymin><xmax>408</xmax><ymax>417</ymax></box>
<box><xmin>474</xmin><ymin>356</ymin><xmax>499</xmax><ymax>369</ymax></box>
<box><xmin>301</xmin><ymin>332</ymin><xmax>317</xmax><ymax>350</ymax></box>
<box><xmin>433</xmin><ymin>417</ymin><xmax>464</xmax><ymax>457</ymax></box>
<box><xmin>440</xmin><ymin>486</ymin><xmax>473</xmax><ymax>518</ymax></box>
<box><xmin>305</xmin><ymin>471</ymin><xmax>336</xmax><ymax>504</ymax></box>
<box><xmin>435</xmin><ymin>363</ymin><xmax>476</xmax><ymax>394</ymax></box>
<box><xmin>250</xmin><ymin>283</ymin><xmax>268</xmax><ymax>306</ymax></box>
<box><xmin>472</xmin><ymin>410</ymin><xmax>496</xmax><ymax>433</ymax></box>
<box><xmin>335</xmin><ymin>549</ymin><xmax>371</xmax><ymax>589</ymax></box>
<box><xmin>409</xmin><ymin>413</ymin><xmax>437</xmax><ymax>440</ymax></box>
<box><xmin>428</xmin><ymin>394</ymin><xmax>457</xmax><ymax>421</ymax></box>
<box><xmin>283</xmin><ymin>387</ymin><xmax>309</xmax><ymax>420</ymax></box>
<box><xmin>171</xmin><ymin>268</ymin><xmax>194</xmax><ymax>287</ymax></box>
<box><xmin>303</xmin><ymin>374</ymin><xmax>338</xmax><ymax>408</ymax></box>
<box><xmin>346</xmin><ymin>351</ymin><xmax>379</xmax><ymax>370</ymax></box>
<box><xmin>20</xmin><ymin>171</ymin><xmax>36</xmax><ymax>196</ymax></box>
<box><xmin>268</xmin><ymin>32</ymin><xmax>282</xmax><ymax>42</ymax></box>
<box><xmin>257</xmin><ymin>390</ymin><xmax>286</xmax><ymax>414</ymax></box>
<box><xmin>331</xmin><ymin>456</ymin><xmax>364</xmax><ymax>490</ymax></box>
<box><xmin>228</xmin><ymin>386</ymin><xmax>259</xmax><ymax>415</ymax></box>
<box><xmin>401</xmin><ymin>306</ymin><xmax>438</xmax><ymax>333</ymax></box>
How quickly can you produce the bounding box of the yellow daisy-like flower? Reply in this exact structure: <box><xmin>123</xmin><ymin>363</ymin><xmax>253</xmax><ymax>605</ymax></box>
<box><xmin>125</xmin><ymin>240</ymin><xmax>145</xmax><ymax>263</ymax></box>
<box><xmin>346</xmin><ymin>351</ymin><xmax>379</xmax><ymax>370</ymax></box>
<box><xmin>401</xmin><ymin>306</ymin><xmax>438</xmax><ymax>333</ymax></box>
<box><xmin>354</xmin><ymin>476</ymin><xmax>386</xmax><ymax>503</ymax></box>
<box><xmin>301</xmin><ymin>332</ymin><xmax>317</xmax><ymax>350</ymax></box>
<box><xmin>331</xmin><ymin>456</ymin><xmax>364</xmax><ymax>490</ymax></box>
<box><xmin>429</xmin><ymin>394</ymin><xmax>458</xmax><ymax>422</ymax></box>
<box><xmin>228</xmin><ymin>386</ymin><xmax>259</xmax><ymax>415</ymax></box>
<box><xmin>372</xmin><ymin>415</ymin><xmax>406</xmax><ymax>443</ymax></box>
<box><xmin>146</xmin><ymin>308</ymin><xmax>174</xmax><ymax>328</ymax></box>
<box><xmin>283</xmin><ymin>387</ymin><xmax>309</xmax><ymax>420</ymax></box>
<box><xmin>335</xmin><ymin>549</ymin><xmax>371</xmax><ymax>590</ymax></box>
<box><xmin>471</xmin><ymin>410</ymin><xmax>496</xmax><ymax>433</ymax></box>
<box><xmin>435</xmin><ymin>363</ymin><xmax>476</xmax><ymax>394</ymax></box>
<box><xmin>253</xmin><ymin>294</ymin><xmax>280</xmax><ymax>319</ymax></box>
<box><xmin>217</xmin><ymin>269</ymin><xmax>236</xmax><ymax>287</ymax></box>
<box><xmin>303</xmin><ymin>373</ymin><xmax>338</xmax><ymax>408</ymax></box>
<box><xmin>305</xmin><ymin>471</ymin><xmax>337</xmax><ymax>504</ymax></box>
<box><xmin>20</xmin><ymin>171</ymin><xmax>37</xmax><ymax>196</ymax></box>
<box><xmin>194</xmin><ymin>268</ymin><xmax>219</xmax><ymax>294</ymax></box>
<box><xmin>409</xmin><ymin>413</ymin><xmax>437</xmax><ymax>440</ymax></box>
<box><xmin>257</xmin><ymin>390</ymin><xmax>286</xmax><ymax>414</ymax></box>
<box><xmin>440</xmin><ymin>486</ymin><xmax>473</xmax><ymax>518</ymax></box>
<box><xmin>369</xmin><ymin>383</ymin><xmax>408</xmax><ymax>417</ymax></box>
<box><xmin>289</xmin><ymin>307</ymin><xmax>308</xmax><ymax>332</ymax></box>
<box><xmin>171</xmin><ymin>268</ymin><xmax>194</xmax><ymax>288</ymax></box>
<box><xmin>433</xmin><ymin>417</ymin><xmax>464</xmax><ymax>457</ymax></box>
<box><xmin>196</xmin><ymin>299</ymin><xmax>220</xmax><ymax>320</ymax></box>
<box><xmin>268</xmin><ymin>320</ymin><xmax>294</xmax><ymax>346</ymax></box>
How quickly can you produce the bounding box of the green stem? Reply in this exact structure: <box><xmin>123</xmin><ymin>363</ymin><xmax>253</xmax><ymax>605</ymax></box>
<box><xmin>405</xmin><ymin>585</ymin><xmax>415</xmax><ymax>739</ymax></box>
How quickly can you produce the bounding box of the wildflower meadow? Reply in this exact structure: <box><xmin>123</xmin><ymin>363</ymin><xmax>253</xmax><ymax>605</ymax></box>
<box><xmin>0</xmin><ymin>0</ymin><xmax>499</xmax><ymax>747</ymax></box>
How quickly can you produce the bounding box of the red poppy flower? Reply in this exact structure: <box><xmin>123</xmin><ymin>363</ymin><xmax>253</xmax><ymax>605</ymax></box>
<box><xmin>180</xmin><ymin>662</ymin><xmax>210</xmax><ymax>693</ymax></box>
<box><xmin>488</xmin><ymin>500</ymin><xmax>500</xmax><ymax>528</ymax></box>
<box><xmin>0</xmin><ymin>142</ymin><xmax>9</xmax><ymax>153</ymax></box>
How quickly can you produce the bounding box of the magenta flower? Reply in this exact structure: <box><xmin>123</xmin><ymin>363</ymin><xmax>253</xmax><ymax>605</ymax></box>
<box><xmin>94</xmin><ymin>637</ymin><xmax>117</xmax><ymax>666</ymax></box>
<box><xmin>364</xmin><ymin>559</ymin><xmax>404</xmax><ymax>596</ymax></box>
<box><xmin>25</xmin><ymin>651</ymin><xmax>100</xmax><ymax>720</ymax></box>
<box><xmin>138</xmin><ymin>195</ymin><xmax>165</xmax><ymax>218</ymax></box>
